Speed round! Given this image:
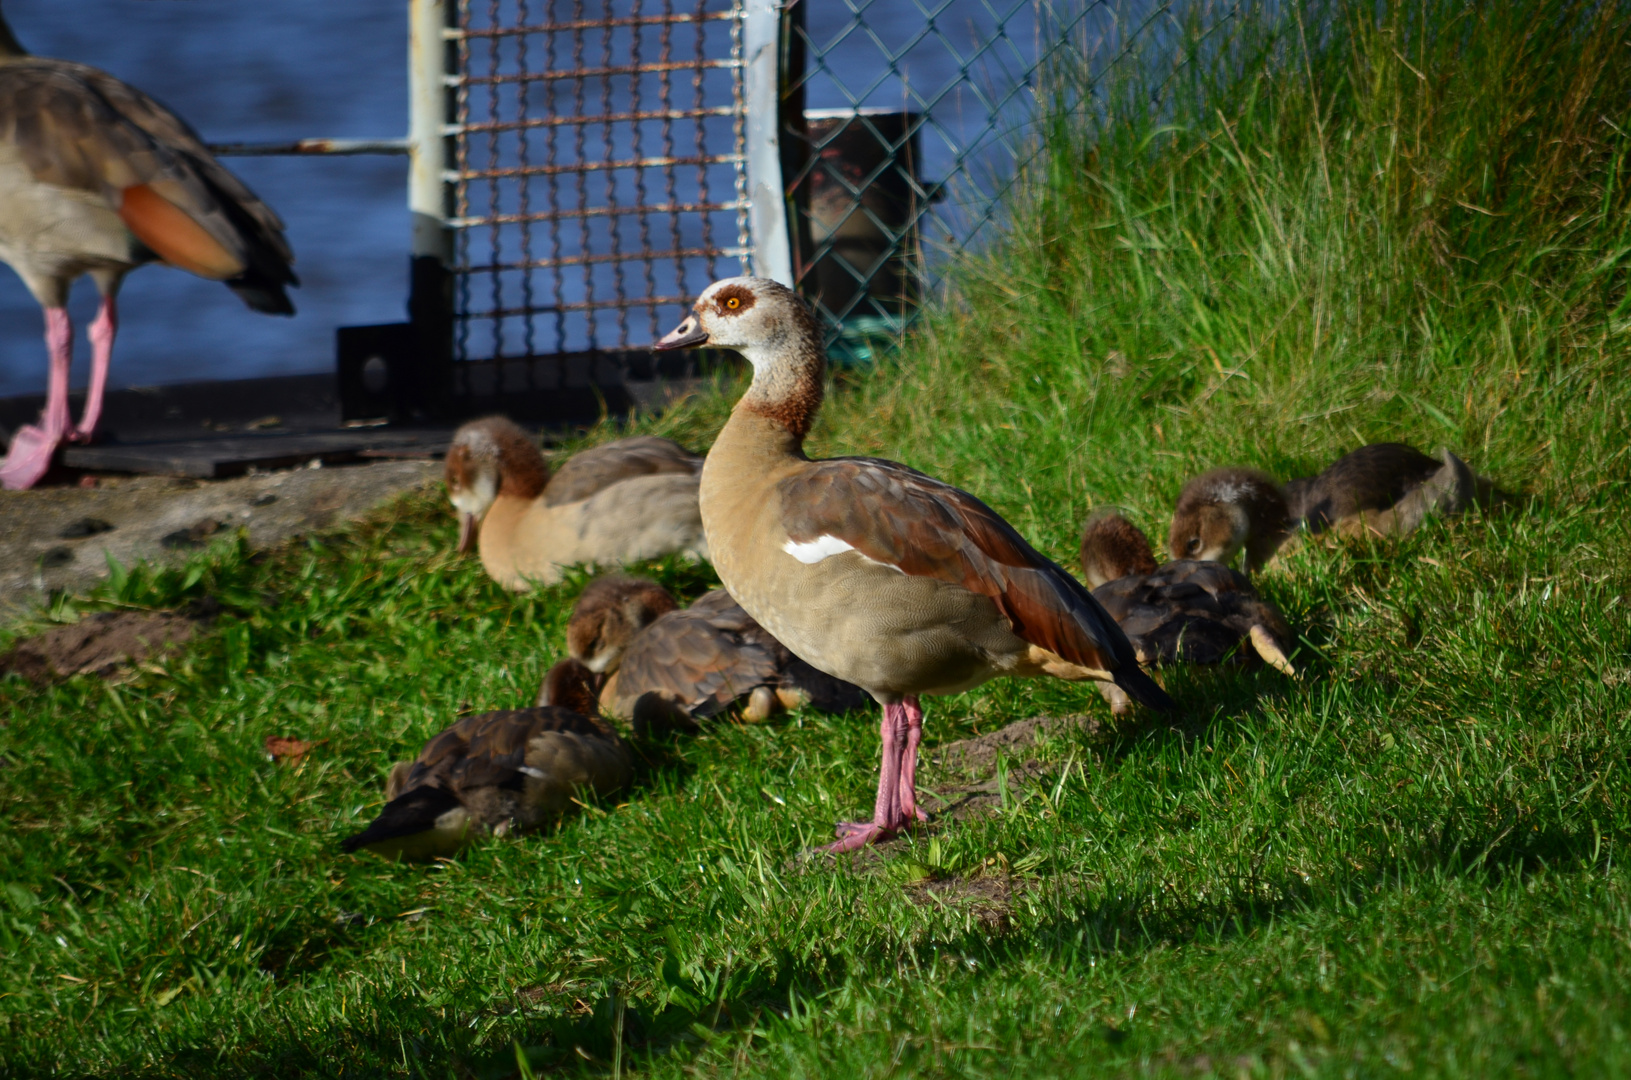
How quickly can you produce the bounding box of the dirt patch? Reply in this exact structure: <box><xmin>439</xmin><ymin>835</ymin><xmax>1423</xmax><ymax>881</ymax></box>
<box><xmin>0</xmin><ymin>610</ymin><xmax>200</xmax><ymax>681</ymax></box>
<box><xmin>0</xmin><ymin>459</ymin><xmax>440</xmax><ymax>618</ymax></box>
<box><xmin>906</xmin><ymin>868</ymin><xmax>1015</xmax><ymax>933</ymax></box>
<box><xmin>929</xmin><ymin>713</ymin><xmax>1101</xmax><ymax>779</ymax></box>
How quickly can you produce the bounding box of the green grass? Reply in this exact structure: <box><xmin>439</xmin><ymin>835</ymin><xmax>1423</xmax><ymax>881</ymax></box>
<box><xmin>5</xmin><ymin>0</ymin><xmax>1631</xmax><ymax>1074</ymax></box>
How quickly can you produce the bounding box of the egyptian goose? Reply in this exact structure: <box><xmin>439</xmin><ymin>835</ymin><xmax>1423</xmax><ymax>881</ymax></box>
<box><xmin>655</xmin><ymin>277</ymin><xmax>1172</xmax><ymax>852</ymax></box>
<box><xmin>1081</xmin><ymin>510</ymin><xmax>1294</xmax><ymax>713</ymax></box>
<box><xmin>0</xmin><ymin>11</ymin><xmax>296</xmax><ymax>489</ymax></box>
<box><xmin>1166</xmin><ymin>468</ymin><xmax>1291</xmax><ymax>572</ymax></box>
<box><xmin>562</xmin><ymin>583</ymin><xmax>870</xmax><ymax>733</ymax></box>
<box><xmin>341</xmin><ymin>693</ymin><xmax>631</xmax><ymax>862</ymax></box>
<box><xmin>444</xmin><ymin>417</ymin><xmax>709</xmax><ymax>590</ymax></box>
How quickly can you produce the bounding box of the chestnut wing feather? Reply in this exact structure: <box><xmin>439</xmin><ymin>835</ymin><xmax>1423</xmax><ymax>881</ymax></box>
<box><xmin>778</xmin><ymin>458</ymin><xmax>1139</xmax><ymax>675</ymax></box>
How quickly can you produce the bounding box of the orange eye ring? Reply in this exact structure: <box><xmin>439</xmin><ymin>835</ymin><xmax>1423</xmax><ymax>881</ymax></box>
<box><xmin>725</xmin><ymin>296</ymin><xmax>740</xmax><ymax>310</ymax></box>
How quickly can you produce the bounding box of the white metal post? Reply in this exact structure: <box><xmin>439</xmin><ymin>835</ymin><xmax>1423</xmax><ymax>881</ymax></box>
<box><xmin>409</xmin><ymin>0</ymin><xmax>453</xmax><ymax>263</ymax></box>
<box><xmin>743</xmin><ymin>0</ymin><xmax>793</xmax><ymax>286</ymax></box>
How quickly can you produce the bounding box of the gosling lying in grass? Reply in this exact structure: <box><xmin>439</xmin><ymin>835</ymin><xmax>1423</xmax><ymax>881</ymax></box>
<box><xmin>1083</xmin><ymin>510</ymin><xmax>1296</xmax><ymax>714</ymax></box>
<box><xmin>341</xmin><ymin>671</ymin><xmax>631</xmax><ymax>861</ymax></box>
<box><xmin>1167</xmin><ymin>443</ymin><xmax>1507</xmax><ymax>570</ymax></box>
<box><xmin>550</xmin><ymin>575</ymin><xmax>869</xmax><ymax>734</ymax></box>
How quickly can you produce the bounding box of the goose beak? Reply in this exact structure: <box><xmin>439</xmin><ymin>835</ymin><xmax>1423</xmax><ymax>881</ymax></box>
<box><xmin>655</xmin><ymin>314</ymin><xmax>707</xmax><ymax>351</ymax></box>
<box><xmin>457</xmin><ymin>511</ymin><xmax>478</xmax><ymax>553</ymax></box>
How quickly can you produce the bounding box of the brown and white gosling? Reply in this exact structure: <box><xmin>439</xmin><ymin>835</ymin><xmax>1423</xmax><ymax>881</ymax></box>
<box><xmin>1168</xmin><ymin>443</ymin><xmax>1502</xmax><ymax>569</ymax></box>
<box><xmin>656</xmin><ymin>276</ymin><xmax>1171</xmax><ymax>853</ymax></box>
<box><xmin>564</xmin><ymin>574</ymin><xmax>680</xmax><ymax>675</ymax></box>
<box><xmin>1166</xmin><ymin>467</ymin><xmax>1292</xmax><ymax>572</ymax></box>
<box><xmin>341</xmin><ymin>679</ymin><xmax>631</xmax><ymax>862</ymax></box>
<box><xmin>549</xmin><ymin>576</ymin><xmax>869</xmax><ymax>732</ymax></box>
<box><xmin>1082</xmin><ymin>510</ymin><xmax>1295</xmax><ymax>713</ymax></box>
<box><xmin>444</xmin><ymin>417</ymin><xmax>708</xmax><ymax>590</ymax></box>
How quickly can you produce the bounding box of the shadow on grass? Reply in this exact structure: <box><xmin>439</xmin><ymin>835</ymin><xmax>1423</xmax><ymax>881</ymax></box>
<box><xmin>86</xmin><ymin>808</ymin><xmax>1611</xmax><ymax>1080</ymax></box>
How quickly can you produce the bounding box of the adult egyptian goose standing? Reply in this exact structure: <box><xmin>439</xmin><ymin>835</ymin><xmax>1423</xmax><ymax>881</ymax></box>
<box><xmin>1081</xmin><ymin>510</ymin><xmax>1295</xmax><ymax>713</ymax></box>
<box><xmin>0</xmin><ymin>8</ymin><xmax>297</xmax><ymax>489</ymax></box>
<box><xmin>341</xmin><ymin>688</ymin><xmax>631</xmax><ymax>862</ymax></box>
<box><xmin>655</xmin><ymin>277</ymin><xmax>1172</xmax><ymax>852</ymax></box>
<box><xmin>445</xmin><ymin>417</ymin><xmax>709</xmax><ymax>589</ymax></box>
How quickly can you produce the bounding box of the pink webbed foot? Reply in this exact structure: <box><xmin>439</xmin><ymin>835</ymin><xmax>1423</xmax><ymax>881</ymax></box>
<box><xmin>822</xmin><ymin>821</ymin><xmax>898</xmax><ymax>854</ymax></box>
<box><xmin>0</xmin><ymin>424</ymin><xmax>61</xmax><ymax>490</ymax></box>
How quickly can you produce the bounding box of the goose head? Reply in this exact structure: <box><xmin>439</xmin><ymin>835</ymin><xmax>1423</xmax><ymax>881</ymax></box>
<box><xmin>566</xmin><ymin>575</ymin><xmax>679</xmax><ymax>674</ymax></box>
<box><xmin>1167</xmin><ymin>467</ymin><xmax>1290</xmax><ymax>572</ymax></box>
<box><xmin>444</xmin><ymin>416</ymin><xmax>550</xmax><ymax>553</ymax></box>
<box><xmin>1079</xmin><ymin>510</ymin><xmax>1159</xmax><ymax>589</ymax></box>
<box><xmin>657</xmin><ymin>277</ymin><xmax>826</xmax><ymax>437</ymax></box>
<box><xmin>655</xmin><ymin>277</ymin><xmax>817</xmax><ymax>359</ymax></box>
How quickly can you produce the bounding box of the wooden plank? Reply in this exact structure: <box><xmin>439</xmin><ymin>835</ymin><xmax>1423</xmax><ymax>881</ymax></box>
<box><xmin>61</xmin><ymin>430</ymin><xmax>447</xmax><ymax>479</ymax></box>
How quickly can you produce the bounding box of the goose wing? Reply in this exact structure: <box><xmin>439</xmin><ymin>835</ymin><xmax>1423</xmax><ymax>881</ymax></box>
<box><xmin>779</xmin><ymin>457</ymin><xmax>1172</xmax><ymax>710</ymax></box>
<box><xmin>0</xmin><ymin>58</ymin><xmax>295</xmax><ymax>310</ymax></box>
<box><xmin>544</xmin><ymin>436</ymin><xmax>702</xmax><ymax>506</ymax></box>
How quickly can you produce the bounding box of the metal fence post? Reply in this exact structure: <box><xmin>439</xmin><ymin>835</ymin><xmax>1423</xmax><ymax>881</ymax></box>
<box><xmin>743</xmin><ymin>0</ymin><xmax>793</xmax><ymax>286</ymax></box>
<box><xmin>406</xmin><ymin>0</ymin><xmax>456</xmax><ymax>418</ymax></box>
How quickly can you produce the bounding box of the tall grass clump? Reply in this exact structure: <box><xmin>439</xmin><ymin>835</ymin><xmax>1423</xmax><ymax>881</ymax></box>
<box><xmin>820</xmin><ymin>0</ymin><xmax>1631</xmax><ymax>560</ymax></box>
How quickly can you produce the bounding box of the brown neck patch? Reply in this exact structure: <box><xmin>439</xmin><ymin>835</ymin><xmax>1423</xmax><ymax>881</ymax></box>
<box><xmin>743</xmin><ymin>364</ymin><xmax>824</xmax><ymax>440</ymax></box>
<box><xmin>741</xmin><ymin>295</ymin><xmax>826</xmax><ymax>440</ymax></box>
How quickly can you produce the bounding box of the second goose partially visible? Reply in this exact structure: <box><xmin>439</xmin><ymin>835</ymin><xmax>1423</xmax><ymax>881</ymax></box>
<box><xmin>445</xmin><ymin>417</ymin><xmax>709</xmax><ymax>590</ymax></box>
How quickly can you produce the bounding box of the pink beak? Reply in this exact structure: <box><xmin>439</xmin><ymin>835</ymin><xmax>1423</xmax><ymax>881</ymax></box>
<box><xmin>655</xmin><ymin>314</ymin><xmax>708</xmax><ymax>351</ymax></box>
<box><xmin>457</xmin><ymin>512</ymin><xmax>477</xmax><ymax>553</ymax></box>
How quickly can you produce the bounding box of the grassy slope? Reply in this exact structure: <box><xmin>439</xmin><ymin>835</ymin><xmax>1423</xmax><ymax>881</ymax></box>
<box><xmin>4</xmin><ymin>1</ymin><xmax>1631</xmax><ymax>1075</ymax></box>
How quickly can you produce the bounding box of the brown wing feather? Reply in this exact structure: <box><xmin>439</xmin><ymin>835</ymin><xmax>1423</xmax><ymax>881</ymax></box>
<box><xmin>613</xmin><ymin>603</ymin><xmax>781</xmax><ymax>718</ymax></box>
<box><xmin>778</xmin><ymin>458</ymin><xmax>1141</xmax><ymax>677</ymax></box>
<box><xmin>543</xmin><ymin>436</ymin><xmax>702</xmax><ymax>506</ymax></box>
<box><xmin>397</xmin><ymin>708</ymin><xmax>613</xmax><ymax>797</ymax></box>
<box><xmin>0</xmin><ymin>59</ymin><xmax>295</xmax><ymax>310</ymax></box>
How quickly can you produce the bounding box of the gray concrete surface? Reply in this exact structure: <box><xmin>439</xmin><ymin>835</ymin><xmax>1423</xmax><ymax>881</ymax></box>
<box><xmin>0</xmin><ymin>459</ymin><xmax>441</xmax><ymax>618</ymax></box>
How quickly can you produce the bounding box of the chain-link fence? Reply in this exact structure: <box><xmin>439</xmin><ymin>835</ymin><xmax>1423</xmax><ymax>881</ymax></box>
<box><xmin>446</xmin><ymin>0</ymin><xmax>752</xmax><ymax>396</ymax></box>
<box><xmin>420</xmin><ymin>0</ymin><xmax>1179</xmax><ymax>400</ymax></box>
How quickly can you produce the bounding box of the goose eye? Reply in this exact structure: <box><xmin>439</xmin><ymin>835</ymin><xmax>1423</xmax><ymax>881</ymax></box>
<box><xmin>725</xmin><ymin>296</ymin><xmax>740</xmax><ymax>310</ymax></box>
<box><xmin>1186</xmin><ymin>537</ymin><xmax>1201</xmax><ymax>554</ymax></box>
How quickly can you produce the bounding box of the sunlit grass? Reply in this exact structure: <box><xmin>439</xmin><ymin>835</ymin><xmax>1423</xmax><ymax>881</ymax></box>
<box><xmin>4</xmin><ymin>0</ymin><xmax>1631</xmax><ymax>1075</ymax></box>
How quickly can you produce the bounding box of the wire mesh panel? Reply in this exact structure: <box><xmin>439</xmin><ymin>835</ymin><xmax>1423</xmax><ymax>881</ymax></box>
<box><xmin>784</xmin><ymin>0</ymin><xmax>1168</xmax><ymax>350</ymax></box>
<box><xmin>448</xmin><ymin>0</ymin><xmax>750</xmax><ymax>375</ymax></box>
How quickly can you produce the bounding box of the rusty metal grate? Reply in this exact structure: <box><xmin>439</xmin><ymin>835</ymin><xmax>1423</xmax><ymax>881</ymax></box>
<box><xmin>447</xmin><ymin>0</ymin><xmax>751</xmax><ymax>368</ymax></box>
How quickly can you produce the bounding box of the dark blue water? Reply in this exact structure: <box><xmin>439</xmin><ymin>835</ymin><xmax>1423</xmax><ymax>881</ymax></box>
<box><xmin>0</xmin><ymin>0</ymin><xmax>1125</xmax><ymax>397</ymax></box>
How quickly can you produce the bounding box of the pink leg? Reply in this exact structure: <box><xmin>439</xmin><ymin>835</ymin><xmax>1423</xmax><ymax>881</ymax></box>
<box><xmin>0</xmin><ymin>307</ymin><xmax>73</xmax><ymax>490</ymax></box>
<box><xmin>72</xmin><ymin>294</ymin><xmax>117</xmax><ymax>441</ymax></box>
<box><xmin>897</xmin><ymin>695</ymin><xmax>928</xmax><ymax>824</ymax></box>
<box><xmin>823</xmin><ymin>703</ymin><xmax>910</xmax><ymax>854</ymax></box>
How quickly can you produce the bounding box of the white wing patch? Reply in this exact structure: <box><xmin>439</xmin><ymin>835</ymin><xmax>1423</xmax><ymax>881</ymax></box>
<box><xmin>782</xmin><ymin>535</ymin><xmax>855</xmax><ymax>564</ymax></box>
